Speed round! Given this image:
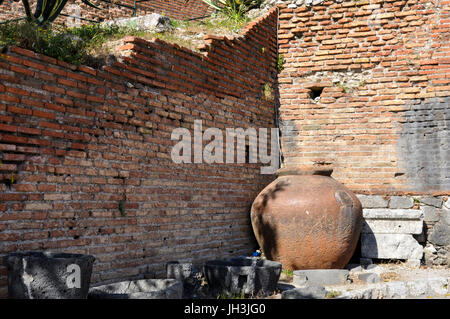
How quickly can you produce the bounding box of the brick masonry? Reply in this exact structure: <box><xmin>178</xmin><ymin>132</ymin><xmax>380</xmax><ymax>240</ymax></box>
<box><xmin>0</xmin><ymin>8</ymin><xmax>279</xmax><ymax>297</ymax></box>
<box><xmin>277</xmin><ymin>0</ymin><xmax>450</xmax><ymax>194</ymax></box>
<box><xmin>0</xmin><ymin>0</ymin><xmax>213</xmax><ymax>24</ymax></box>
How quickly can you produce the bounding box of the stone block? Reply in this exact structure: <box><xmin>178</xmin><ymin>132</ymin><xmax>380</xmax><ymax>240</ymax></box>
<box><xmin>293</xmin><ymin>269</ymin><xmax>349</xmax><ymax>286</ymax></box>
<box><xmin>428</xmin><ymin>222</ymin><xmax>450</xmax><ymax>246</ymax></box>
<box><xmin>389</xmin><ymin>196</ymin><xmax>414</xmax><ymax>209</ymax></box>
<box><xmin>102</xmin><ymin>13</ymin><xmax>173</xmax><ymax>32</ymax></box>
<box><xmin>4</xmin><ymin>252</ymin><xmax>95</xmax><ymax>299</ymax></box>
<box><xmin>89</xmin><ymin>279</ymin><xmax>183</xmax><ymax>299</ymax></box>
<box><xmin>166</xmin><ymin>261</ymin><xmax>203</xmax><ymax>298</ymax></box>
<box><xmin>281</xmin><ymin>285</ymin><xmax>327</xmax><ymax>299</ymax></box>
<box><xmin>419</xmin><ymin>197</ymin><xmax>443</xmax><ymax>208</ymax></box>
<box><xmin>358</xmin><ymin>273</ymin><xmax>381</xmax><ymax>284</ymax></box>
<box><xmin>357</xmin><ymin>195</ymin><xmax>388</xmax><ymax>208</ymax></box>
<box><xmin>362</xmin><ymin>219</ymin><xmax>423</xmax><ymax>235</ymax></box>
<box><xmin>361</xmin><ymin>233</ymin><xmax>423</xmax><ymax>260</ymax></box>
<box><xmin>362</xmin><ymin>209</ymin><xmax>423</xmax><ymax>234</ymax></box>
<box><xmin>421</xmin><ymin>206</ymin><xmax>441</xmax><ymax>222</ymax></box>
<box><xmin>363</xmin><ymin>209</ymin><xmax>422</xmax><ymax>220</ymax></box>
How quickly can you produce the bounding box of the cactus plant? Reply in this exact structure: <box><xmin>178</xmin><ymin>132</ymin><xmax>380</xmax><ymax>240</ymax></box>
<box><xmin>0</xmin><ymin>0</ymin><xmax>101</xmax><ymax>24</ymax></box>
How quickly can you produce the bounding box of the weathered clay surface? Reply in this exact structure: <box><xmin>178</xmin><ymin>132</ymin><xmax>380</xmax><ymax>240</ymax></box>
<box><xmin>250</xmin><ymin>168</ymin><xmax>362</xmax><ymax>270</ymax></box>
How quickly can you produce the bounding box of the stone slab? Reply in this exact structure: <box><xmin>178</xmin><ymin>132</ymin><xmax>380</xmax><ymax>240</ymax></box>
<box><xmin>428</xmin><ymin>222</ymin><xmax>450</xmax><ymax>246</ymax></box>
<box><xmin>357</xmin><ymin>195</ymin><xmax>388</xmax><ymax>208</ymax></box>
<box><xmin>361</xmin><ymin>233</ymin><xmax>423</xmax><ymax>260</ymax></box>
<box><xmin>362</xmin><ymin>219</ymin><xmax>423</xmax><ymax>234</ymax></box>
<box><xmin>419</xmin><ymin>197</ymin><xmax>443</xmax><ymax>208</ymax></box>
<box><xmin>281</xmin><ymin>285</ymin><xmax>327</xmax><ymax>299</ymax></box>
<box><xmin>389</xmin><ymin>196</ymin><xmax>414</xmax><ymax>209</ymax></box>
<box><xmin>102</xmin><ymin>13</ymin><xmax>172</xmax><ymax>32</ymax></box>
<box><xmin>4</xmin><ymin>252</ymin><xmax>95</xmax><ymax>299</ymax></box>
<box><xmin>293</xmin><ymin>269</ymin><xmax>349</xmax><ymax>286</ymax></box>
<box><xmin>421</xmin><ymin>206</ymin><xmax>441</xmax><ymax>222</ymax></box>
<box><xmin>363</xmin><ymin>209</ymin><xmax>423</xmax><ymax>220</ymax></box>
<box><xmin>89</xmin><ymin>279</ymin><xmax>183</xmax><ymax>299</ymax></box>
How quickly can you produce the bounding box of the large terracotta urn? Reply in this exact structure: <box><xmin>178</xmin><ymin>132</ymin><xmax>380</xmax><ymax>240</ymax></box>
<box><xmin>250</xmin><ymin>166</ymin><xmax>362</xmax><ymax>270</ymax></box>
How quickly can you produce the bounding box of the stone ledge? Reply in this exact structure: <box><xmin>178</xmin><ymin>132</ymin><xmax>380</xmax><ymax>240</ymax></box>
<box><xmin>363</xmin><ymin>209</ymin><xmax>423</xmax><ymax>220</ymax></box>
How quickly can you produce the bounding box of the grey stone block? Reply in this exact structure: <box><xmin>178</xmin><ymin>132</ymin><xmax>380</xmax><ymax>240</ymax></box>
<box><xmin>357</xmin><ymin>195</ymin><xmax>388</xmax><ymax>208</ymax></box>
<box><xmin>428</xmin><ymin>222</ymin><xmax>450</xmax><ymax>246</ymax></box>
<box><xmin>362</xmin><ymin>218</ymin><xmax>423</xmax><ymax>235</ymax></box>
<box><xmin>361</xmin><ymin>233</ymin><xmax>423</xmax><ymax>260</ymax></box>
<box><xmin>204</xmin><ymin>257</ymin><xmax>281</xmax><ymax>296</ymax></box>
<box><xmin>422</xmin><ymin>206</ymin><xmax>441</xmax><ymax>222</ymax></box>
<box><xmin>358</xmin><ymin>273</ymin><xmax>381</xmax><ymax>284</ymax></box>
<box><xmin>389</xmin><ymin>196</ymin><xmax>414</xmax><ymax>209</ymax></box>
<box><xmin>89</xmin><ymin>279</ymin><xmax>183</xmax><ymax>299</ymax></box>
<box><xmin>293</xmin><ymin>269</ymin><xmax>349</xmax><ymax>286</ymax></box>
<box><xmin>281</xmin><ymin>285</ymin><xmax>327</xmax><ymax>299</ymax></box>
<box><xmin>102</xmin><ymin>13</ymin><xmax>173</xmax><ymax>32</ymax></box>
<box><xmin>3</xmin><ymin>251</ymin><xmax>95</xmax><ymax>299</ymax></box>
<box><xmin>419</xmin><ymin>197</ymin><xmax>443</xmax><ymax>208</ymax></box>
<box><xmin>166</xmin><ymin>261</ymin><xmax>203</xmax><ymax>298</ymax></box>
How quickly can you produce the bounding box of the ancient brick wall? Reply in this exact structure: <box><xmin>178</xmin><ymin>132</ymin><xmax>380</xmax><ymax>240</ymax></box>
<box><xmin>0</xmin><ymin>0</ymin><xmax>213</xmax><ymax>24</ymax></box>
<box><xmin>0</xmin><ymin>8</ymin><xmax>278</xmax><ymax>297</ymax></box>
<box><xmin>277</xmin><ymin>0</ymin><xmax>450</xmax><ymax>194</ymax></box>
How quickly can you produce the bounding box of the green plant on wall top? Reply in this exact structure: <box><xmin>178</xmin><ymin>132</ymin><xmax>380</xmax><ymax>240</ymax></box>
<box><xmin>0</xmin><ymin>0</ymin><xmax>101</xmax><ymax>25</ymax></box>
<box><xmin>187</xmin><ymin>0</ymin><xmax>262</xmax><ymax>22</ymax></box>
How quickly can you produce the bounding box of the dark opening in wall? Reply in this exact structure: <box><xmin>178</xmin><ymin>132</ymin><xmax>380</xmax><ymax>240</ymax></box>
<box><xmin>309</xmin><ymin>87</ymin><xmax>324</xmax><ymax>100</ymax></box>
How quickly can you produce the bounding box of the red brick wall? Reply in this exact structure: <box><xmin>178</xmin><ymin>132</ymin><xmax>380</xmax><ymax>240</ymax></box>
<box><xmin>0</xmin><ymin>8</ymin><xmax>278</xmax><ymax>297</ymax></box>
<box><xmin>277</xmin><ymin>0</ymin><xmax>450</xmax><ymax>194</ymax></box>
<box><xmin>0</xmin><ymin>0</ymin><xmax>213</xmax><ymax>24</ymax></box>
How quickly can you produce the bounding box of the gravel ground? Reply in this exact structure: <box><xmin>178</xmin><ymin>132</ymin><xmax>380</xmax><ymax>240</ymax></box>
<box><xmin>271</xmin><ymin>263</ymin><xmax>450</xmax><ymax>299</ymax></box>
